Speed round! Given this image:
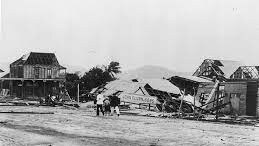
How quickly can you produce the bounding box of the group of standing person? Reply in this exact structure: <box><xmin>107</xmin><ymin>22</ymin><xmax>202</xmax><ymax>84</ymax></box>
<box><xmin>95</xmin><ymin>91</ymin><xmax>120</xmax><ymax>117</ymax></box>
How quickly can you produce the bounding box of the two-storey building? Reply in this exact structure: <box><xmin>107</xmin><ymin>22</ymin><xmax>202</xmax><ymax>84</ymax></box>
<box><xmin>1</xmin><ymin>52</ymin><xmax>66</xmax><ymax>98</ymax></box>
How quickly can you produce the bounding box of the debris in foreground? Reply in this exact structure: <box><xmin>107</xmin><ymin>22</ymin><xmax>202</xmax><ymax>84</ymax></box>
<box><xmin>0</xmin><ymin>111</ymin><xmax>54</xmax><ymax>114</ymax></box>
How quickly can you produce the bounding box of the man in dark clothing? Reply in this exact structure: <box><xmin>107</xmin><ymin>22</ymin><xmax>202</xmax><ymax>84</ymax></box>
<box><xmin>109</xmin><ymin>93</ymin><xmax>120</xmax><ymax>116</ymax></box>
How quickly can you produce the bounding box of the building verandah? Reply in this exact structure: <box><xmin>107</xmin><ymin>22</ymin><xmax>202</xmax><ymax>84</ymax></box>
<box><xmin>0</xmin><ymin>78</ymin><xmax>65</xmax><ymax>99</ymax></box>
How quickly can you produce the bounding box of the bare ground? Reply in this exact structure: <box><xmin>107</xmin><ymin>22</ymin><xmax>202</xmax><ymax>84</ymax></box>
<box><xmin>0</xmin><ymin>105</ymin><xmax>258</xmax><ymax>146</ymax></box>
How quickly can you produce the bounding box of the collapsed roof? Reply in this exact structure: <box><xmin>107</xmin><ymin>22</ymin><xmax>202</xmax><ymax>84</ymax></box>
<box><xmin>91</xmin><ymin>79</ymin><xmax>181</xmax><ymax>98</ymax></box>
<box><xmin>169</xmin><ymin>75</ymin><xmax>212</xmax><ymax>84</ymax></box>
<box><xmin>138</xmin><ymin>78</ymin><xmax>181</xmax><ymax>94</ymax></box>
<box><xmin>193</xmin><ymin>59</ymin><xmax>245</xmax><ymax>81</ymax></box>
<box><xmin>90</xmin><ymin>80</ymin><xmax>149</xmax><ymax>96</ymax></box>
<box><xmin>103</xmin><ymin>80</ymin><xmax>149</xmax><ymax>96</ymax></box>
<box><xmin>230</xmin><ymin>66</ymin><xmax>259</xmax><ymax>80</ymax></box>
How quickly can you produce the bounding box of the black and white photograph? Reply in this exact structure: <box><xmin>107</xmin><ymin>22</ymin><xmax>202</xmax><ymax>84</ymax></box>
<box><xmin>0</xmin><ymin>0</ymin><xmax>258</xmax><ymax>145</ymax></box>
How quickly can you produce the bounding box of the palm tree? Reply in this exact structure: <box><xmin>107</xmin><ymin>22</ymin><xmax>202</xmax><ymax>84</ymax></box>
<box><xmin>106</xmin><ymin>61</ymin><xmax>121</xmax><ymax>79</ymax></box>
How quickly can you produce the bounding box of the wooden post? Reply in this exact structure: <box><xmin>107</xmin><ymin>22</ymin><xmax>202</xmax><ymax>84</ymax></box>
<box><xmin>43</xmin><ymin>80</ymin><xmax>46</xmax><ymax>97</ymax></box>
<box><xmin>0</xmin><ymin>80</ymin><xmax>2</xmax><ymax>95</ymax></box>
<box><xmin>21</xmin><ymin>80</ymin><xmax>24</xmax><ymax>98</ymax></box>
<box><xmin>9</xmin><ymin>80</ymin><xmax>12</xmax><ymax>96</ymax></box>
<box><xmin>179</xmin><ymin>89</ymin><xmax>185</xmax><ymax>116</ymax></box>
<box><xmin>77</xmin><ymin>83</ymin><xmax>80</xmax><ymax>103</ymax></box>
<box><xmin>149</xmin><ymin>104</ymin><xmax>151</xmax><ymax>110</ymax></box>
<box><xmin>215</xmin><ymin>82</ymin><xmax>219</xmax><ymax>121</ymax></box>
<box><xmin>193</xmin><ymin>87</ymin><xmax>196</xmax><ymax>115</ymax></box>
<box><xmin>32</xmin><ymin>80</ymin><xmax>35</xmax><ymax>98</ymax></box>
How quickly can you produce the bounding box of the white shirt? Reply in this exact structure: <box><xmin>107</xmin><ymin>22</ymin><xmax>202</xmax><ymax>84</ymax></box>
<box><xmin>96</xmin><ymin>94</ymin><xmax>104</xmax><ymax>105</ymax></box>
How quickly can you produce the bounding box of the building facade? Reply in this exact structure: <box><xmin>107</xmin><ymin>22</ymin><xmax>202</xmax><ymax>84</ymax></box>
<box><xmin>1</xmin><ymin>52</ymin><xmax>66</xmax><ymax>98</ymax></box>
<box><xmin>193</xmin><ymin>59</ymin><xmax>259</xmax><ymax>117</ymax></box>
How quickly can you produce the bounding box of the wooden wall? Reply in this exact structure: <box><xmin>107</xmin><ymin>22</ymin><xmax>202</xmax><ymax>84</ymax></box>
<box><xmin>257</xmin><ymin>88</ymin><xmax>259</xmax><ymax>117</ymax></box>
<box><xmin>196</xmin><ymin>82</ymin><xmax>248</xmax><ymax>116</ymax></box>
<box><xmin>23</xmin><ymin>65</ymin><xmax>61</xmax><ymax>79</ymax></box>
<box><xmin>10</xmin><ymin>66</ymin><xmax>23</xmax><ymax>78</ymax></box>
<box><xmin>222</xmin><ymin>82</ymin><xmax>247</xmax><ymax>115</ymax></box>
<box><xmin>196</xmin><ymin>82</ymin><xmax>215</xmax><ymax>105</ymax></box>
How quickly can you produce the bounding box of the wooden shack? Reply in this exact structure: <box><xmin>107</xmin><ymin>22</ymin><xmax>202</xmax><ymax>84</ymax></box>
<box><xmin>0</xmin><ymin>52</ymin><xmax>66</xmax><ymax>98</ymax></box>
<box><xmin>193</xmin><ymin>59</ymin><xmax>259</xmax><ymax>117</ymax></box>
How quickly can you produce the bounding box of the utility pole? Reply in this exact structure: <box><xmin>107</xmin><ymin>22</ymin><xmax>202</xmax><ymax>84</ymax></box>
<box><xmin>215</xmin><ymin>82</ymin><xmax>219</xmax><ymax>121</ymax></box>
<box><xmin>193</xmin><ymin>87</ymin><xmax>196</xmax><ymax>115</ymax></box>
<box><xmin>77</xmin><ymin>83</ymin><xmax>79</xmax><ymax>103</ymax></box>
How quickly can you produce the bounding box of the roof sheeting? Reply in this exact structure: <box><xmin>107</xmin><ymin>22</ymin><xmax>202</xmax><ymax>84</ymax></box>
<box><xmin>92</xmin><ymin>79</ymin><xmax>181</xmax><ymax>96</ymax></box>
<box><xmin>11</xmin><ymin>52</ymin><xmax>65</xmax><ymax>69</ymax></box>
<box><xmin>0</xmin><ymin>69</ymin><xmax>4</xmax><ymax>78</ymax></box>
<box><xmin>25</xmin><ymin>52</ymin><xmax>58</xmax><ymax>65</ymax></box>
<box><xmin>104</xmin><ymin>80</ymin><xmax>149</xmax><ymax>95</ymax></box>
<box><xmin>170</xmin><ymin>75</ymin><xmax>212</xmax><ymax>83</ymax></box>
<box><xmin>90</xmin><ymin>80</ymin><xmax>149</xmax><ymax>96</ymax></box>
<box><xmin>140</xmin><ymin>79</ymin><xmax>181</xmax><ymax>94</ymax></box>
<box><xmin>90</xmin><ymin>87</ymin><xmax>98</xmax><ymax>94</ymax></box>
<box><xmin>0</xmin><ymin>62</ymin><xmax>10</xmax><ymax>78</ymax></box>
<box><xmin>179</xmin><ymin>94</ymin><xmax>202</xmax><ymax>107</ymax></box>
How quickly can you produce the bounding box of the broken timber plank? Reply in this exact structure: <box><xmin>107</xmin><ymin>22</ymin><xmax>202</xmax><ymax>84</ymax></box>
<box><xmin>0</xmin><ymin>111</ymin><xmax>54</xmax><ymax>114</ymax></box>
<box><xmin>204</xmin><ymin>80</ymin><xmax>219</xmax><ymax>109</ymax></box>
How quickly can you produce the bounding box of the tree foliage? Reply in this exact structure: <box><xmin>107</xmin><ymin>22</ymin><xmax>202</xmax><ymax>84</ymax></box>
<box><xmin>81</xmin><ymin>61</ymin><xmax>121</xmax><ymax>90</ymax></box>
<box><xmin>65</xmin><ymin>73</ymin><xmax>80</xmax><ymax>97</ymax></box>
<box><xmin>106</xmin><ymin>61</ymin><xmax>121</xmax><ymax>78</ymax></box>
<box><xmin>65</xmin><ymin>61</ymin><xmax>121</xmax><ymax>96</ymax></box>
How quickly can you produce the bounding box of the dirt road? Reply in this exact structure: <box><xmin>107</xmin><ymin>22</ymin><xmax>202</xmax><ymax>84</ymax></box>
<box><xmin>0</xmin><ymin>106</ymin><xmax>258</xmax><ymax>146</ymax></box>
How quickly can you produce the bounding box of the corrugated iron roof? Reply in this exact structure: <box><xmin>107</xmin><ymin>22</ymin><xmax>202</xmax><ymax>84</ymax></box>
<box><xmin>140</xmin><ymin>78</ymin><xmax>181</xmax><ymax>94</ymax></box>
<box><xmin>170</xmin><ymin>75</ymin><xmax>212</xmax><ymax>83</ymax></box>
<box><xmin>0</xmin><ymin>62</ymin><xmax>10</xmax><ymax>78</ymax></box>
<box><xmin>104</xmin><ymin>80</ymin><xmax>149</xmax><ymax>95</ymax></box>
<box><xmin>11</xmin><ymin>52</ymin><xmax>65</xmax><ymax>68</ymax></box>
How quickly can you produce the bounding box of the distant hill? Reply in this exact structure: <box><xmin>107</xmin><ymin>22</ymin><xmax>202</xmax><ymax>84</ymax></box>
<box><xmin>0</xmin><ymin>63</ymin><xmax>192</xmax><ymax>79</ymax></box>
<box><xmin>118</xmin><ymin>65</ymin><xmax>192</xmax><ymax>80</ymax></box>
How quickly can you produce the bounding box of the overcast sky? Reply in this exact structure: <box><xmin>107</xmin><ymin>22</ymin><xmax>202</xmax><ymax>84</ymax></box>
<box><xmin>0</xmin><ymin>0</ymin><xmax>259</xmax><ymax>72</ymax></box>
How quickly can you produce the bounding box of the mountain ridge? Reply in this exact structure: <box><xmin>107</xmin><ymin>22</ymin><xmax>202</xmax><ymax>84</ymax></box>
<box><xmin>118</xmin><ymin>65</ymin><xmax>192</xmax><ymax>80</ymax></box>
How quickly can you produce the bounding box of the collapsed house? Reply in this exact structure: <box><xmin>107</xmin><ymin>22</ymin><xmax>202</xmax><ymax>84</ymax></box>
<box><xmin>0</xmin><ymin>52</ymin><xmax>66</xmax><ymax>98</ymax></box>
<box><xmin>91</xmin><ymin>79</ymin><xmax>194</xmax><ymax>112</ymax></box>
<box><xmin>193</xmin><ymin>59</ymin><xmax>244</xmax><ymax>81</ymax></box>
<box><xmin>91</xmin><ymin>80</ymin><xmax>159</xmax><ymax>108</ymax></box>
<box><xmin>170</xmin><ymin>59</ymin><xmax>259</xmax><ymax>117</ymax></box>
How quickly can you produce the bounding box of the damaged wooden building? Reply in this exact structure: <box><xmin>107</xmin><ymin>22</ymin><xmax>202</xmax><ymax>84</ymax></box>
<box><xmin>171</xmin><ymin>59</ymin><xmax>259</xmax><ymax>117</ymax></box>
<box><xmin>91</xmin><ymin>79</ymin><xmax>184</xmax><ymax>111</ymax></box>
<box><xmin>0</xmin><ymin>52</ymin><xmax>66</xmax><ymax>98</ymax></box>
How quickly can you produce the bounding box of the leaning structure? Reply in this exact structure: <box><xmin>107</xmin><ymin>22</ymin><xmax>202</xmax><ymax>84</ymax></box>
<box><xmin>175</xmin><ymin>59</ymin><xmax>259</xmax><ymax>117</ymax></box>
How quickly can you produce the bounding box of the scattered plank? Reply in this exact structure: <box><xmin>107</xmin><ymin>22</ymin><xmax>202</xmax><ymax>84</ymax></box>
<box><xmin>62</xmin><ymin>105</ymin><xmax>79</xmax><ymax>110</ymax></box>
<box><xmin>0</xmin><ymin>111</ymin><xmax>54</xmax><ymax>114</ymax></box>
